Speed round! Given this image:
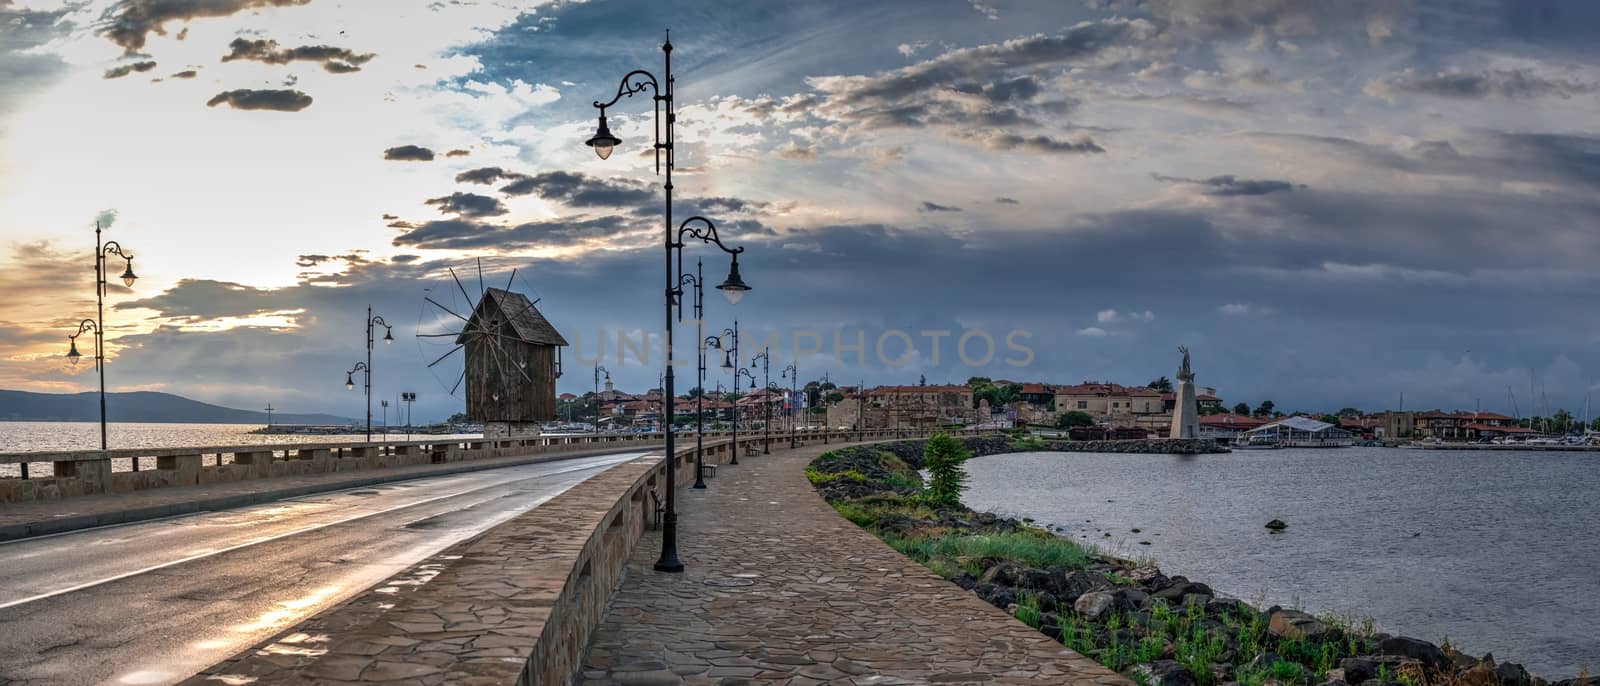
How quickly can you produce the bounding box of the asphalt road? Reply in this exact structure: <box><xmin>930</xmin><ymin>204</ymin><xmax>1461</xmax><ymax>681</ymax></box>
<box><xmin>0</xmin><ymin>450</ymin><xmax>647</xmax><ymax>686</ymax></box>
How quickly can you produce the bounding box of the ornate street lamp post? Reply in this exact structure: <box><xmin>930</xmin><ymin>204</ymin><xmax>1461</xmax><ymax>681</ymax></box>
<box><xmin>708</xmin><ymin>320</ymin><xmax>738</xmax><ymax>465</ymax></box>
<box><xmin>735</xmin><ymin>366</ymin><xmax>757</xmax><ymax>465</ymax></box>
<box><xmin>593</xmin><ymin>364</ymin><xmax>610</xmax><ymax>430</ymax></box>
<box><xmin>64</xmin><ymin>220</ymin><xmax>139</xmax><ymax>461</ymax></box>
<box><xmin>345</xmin><ymin>306</ymin><xmax>392</xmax><ymax>441</ymax></box>
<box><xmin>586</xmin><ymin>32</ymin><xmax>754</xmax><ymax>574</ymax></box>
<box><xmin>751</xmin><ymin>348</ymin><xmax>772</xmax><ymax>454</ymax></box>
<box><xmin>781</xmin><ymin>363</ymin><xmax>798</xmax><ymax>449</ymax></box>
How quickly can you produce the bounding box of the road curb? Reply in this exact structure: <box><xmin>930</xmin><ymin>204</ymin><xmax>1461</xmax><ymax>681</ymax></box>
<box><xmin>0</xmin><ymin>444</ymin><xmax>658</xmax><ymax>542</ymax></box>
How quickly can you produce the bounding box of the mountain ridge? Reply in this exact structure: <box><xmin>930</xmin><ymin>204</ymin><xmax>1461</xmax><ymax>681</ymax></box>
<box><xmin>0</xmin><ymin>390</ymin><xmax>354</xmax><ymax>425</ymax></box>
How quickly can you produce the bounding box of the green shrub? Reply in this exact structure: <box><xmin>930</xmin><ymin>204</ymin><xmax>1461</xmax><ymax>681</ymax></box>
<box><xmin>923</xmin><ymin>432</ymin><xmax>971</xmax><ymax>508</ymax></box>
<box><xmin>926</xmin><ymin>532</ymin><xmax>1090</xmax><ymax>569</ymax></box>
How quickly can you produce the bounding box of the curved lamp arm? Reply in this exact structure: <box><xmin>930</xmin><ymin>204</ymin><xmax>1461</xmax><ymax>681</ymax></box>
<box><xmin>592</xmin><ymin>70</ymin><xmax>661</xmax><ymax>110</ymax></box>
<box><xmin>675</xmin><ymin>216</ymin><xmax>745</xmax><ymax>256</ymax></box>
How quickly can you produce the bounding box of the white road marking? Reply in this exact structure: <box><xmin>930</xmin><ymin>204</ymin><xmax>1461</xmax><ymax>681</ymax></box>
<box><xmin>0</xmin><ymin>455</ymin><xmax>638</xmax><ymax>610</ymax></box>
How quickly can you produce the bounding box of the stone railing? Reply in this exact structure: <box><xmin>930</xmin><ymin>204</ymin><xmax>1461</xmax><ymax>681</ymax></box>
<box><xmin>0</xmin><ymin>426</ymin><xmax>966</xmax><ymax>504</ymax></box>
<box><xmin>186</xmin><ymin>427</ymin><xmax>987</xmax><ymax>686</ymax></box>
<box><xmin>0</xmin><ymin>433</ymin><xmax>683</xmax><ymax>504</ymax></box>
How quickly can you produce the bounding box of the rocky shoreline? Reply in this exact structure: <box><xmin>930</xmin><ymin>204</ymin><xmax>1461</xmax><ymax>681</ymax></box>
<box><xmin>808</xmin><ymin>435</ymin><xmax>1583</xmax><ymax>686</ymax></box>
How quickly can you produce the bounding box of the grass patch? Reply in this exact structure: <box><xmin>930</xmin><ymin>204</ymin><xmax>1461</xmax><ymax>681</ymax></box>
<box><xmin>925</xmin><ymin>531</ymin><xmax>1092</xmax><ymax>570</ymax></box>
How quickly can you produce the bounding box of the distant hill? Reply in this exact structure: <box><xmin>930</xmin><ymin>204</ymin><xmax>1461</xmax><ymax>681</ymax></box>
<box><xmin>0</xmin><ymin>390</ymin><xmax>354</xmax><ymax>425</ymax></box>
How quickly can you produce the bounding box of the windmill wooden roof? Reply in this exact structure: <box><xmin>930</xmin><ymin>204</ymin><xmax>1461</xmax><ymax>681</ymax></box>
<box><xmin>470</xmin><ymin>288</ymin><xmax>568</xmax><ymax>346</ymax></box>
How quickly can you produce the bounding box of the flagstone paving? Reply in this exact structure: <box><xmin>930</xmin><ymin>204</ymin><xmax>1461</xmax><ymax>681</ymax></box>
<box><xmin>580</xmin><ymin>442</ymin><xmax>1130</xmax><ymax>686</ymax></box>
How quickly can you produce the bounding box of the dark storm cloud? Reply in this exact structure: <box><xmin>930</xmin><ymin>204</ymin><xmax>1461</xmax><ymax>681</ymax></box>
<box><xmin>383</xmin><ymin>145</ymin><xmax>435</xmax><ymax>161</ymax></box>
<box><xmin>1153</xmin><ymin>173</ymin><xmax>1300</xmax><ymax>196</ymax></box>
<box><xmin>205</xmin><ymin>88</ymin><xmax>312</xmax><ymax>111</ymax></box>
<box><xmin>221</xmin><ymin>38</ymin><xmax>376</xmax><ymax>74</ymax></box>
<box><xmin>499</xmin><ymin>171</ymin><xmax>654</xmax><ymax>207</ymax></box>
<box><xmin>389</xmin><ymin>215</ymin><xmax>640</xmax><ymax>251</ymax></box>
<box><xmin>116</xmin><ymin>278</ymin><xmax>303</xmax><ymax>322</ymax></box>
<box><xmin>1248</xmin><ymin>132</ymin><xmax>1600</xmax><ymax>192</ymax></box>
<box><xmin>170</xmin><ymin>69</ymin><xmax>198</xmax><ymax>78</ymax></box>
<box><xmin>978</xmin><ymin>133</ymin><xmax>1104</xmax><ymax>154</ymax></box>
<box><xmin>918</xmin><ymin>201</ymin><xmax>963</xmax><ymax>213</ymax></box>
<box><xmin>455</xmin><ymin>166</ymin><xmax>523</xmax><ymax>184</ymax></box>
<box><xmin>445</xmin><ymin>149</ymin><xmax>472</xmax><ymax>157</ymax></box>
<box><xmin>424</xmin><ymin>192</ymin><xmax>509</xmax><ymax>219</ymax></box>
<box><xmin>103</xmin><ymin>60</ymin><xmax>157</xmax><ymax>79</ymax></box>
<box><xmin>101</xmin><ymin>0</ymin><xmax>313</xmax><ymax>53</ymax></box>
<box><xmin>799</xmin><ymin>19</ymin><xmax>1145</xmax><ymax>154</ymax></box>
<box><xmin>1367</xmin><ymin>68</ymin><xmax>1597</xmax><ymax>100</ymax></box>
<box><xmin>994</xmin><ymin>197</ymin><xmax>1021</xmax><ymax>204</ymax></box>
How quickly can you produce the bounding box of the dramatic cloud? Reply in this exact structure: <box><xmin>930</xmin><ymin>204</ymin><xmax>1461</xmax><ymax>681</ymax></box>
<box><xmin>383</xmin><ymin>145</ymin><xmax>435</xmax><ymax>161</ymax></box>
<box><xmin>423</xmin><ymin>192</ymin><xmax>508</xmax><ymax>218</ymax></box>
<box><xmin>102</xmin><ymin>0</ymin><xmax>314</xmax><ymax>53</ymax></box>
<box><xmin>220</xmin><ymin>38</ymin><xmax>376</xmax><ymax>73</ymax></box>
<box><xmin>103</xmin><ymin>61</ymin><xmax>157</xmax><ymax>79</ymax></box>
<box><xmin>205</xmin><ymin>88</ymin><xmax>312</xmax><ymax>112</ymax></box>
<box><xmin>390</xmin><ymin>215</ymin><xmax>639</xmax><ymax>252</ymax></box>
<box><xmin>445</xmin><ymin>149</ymin><xmax>472</xmax><ymax>157</ymax></box>
<box><xmin>454</xmin><ymin>166</ymin><xmax>523</xmax><ymax>184</ymax></box>
<box><xmin>1365</xmin><ymin>68</ymin><xmax>1599</xmax><ymax>101</ymax></box>
<box><xmin>994</xmin><ymin>197</ymin><xmax>1021</xmax><ymax>204</ymax></box>
<box><xmin>918</xmin><ymin>201</ymin><xmax>962</xmax><ymax>213</ymax></box>
<box><xmin>498</xmin><ymin>171</ymin><xmax>654</xmax><ymax>208</ymax></box>
<box><xmin>800</xmin><ymin>20</ymin><xmax>1146</xmax><ymax>152</ymax></box>
<box><xmin>1154</xmin><ymin>173</ymin><xmax>1300</xmax><ymax>196</ymax></box>
<box><xmin>978</xmin><ymin>133</ymin><xmax>1104</xmax><ymax>154</ymax></box>
<box><xmin>170</xmin><ymin>69</ymin><xmax>198</xmax><ymax>79</ymax></box>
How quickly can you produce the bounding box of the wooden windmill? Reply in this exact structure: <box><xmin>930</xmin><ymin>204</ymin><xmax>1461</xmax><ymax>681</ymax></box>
<box><xmin>455</xmin><ymin>287</ymin><xmax>568</xmax><ymax>437</ymax></box>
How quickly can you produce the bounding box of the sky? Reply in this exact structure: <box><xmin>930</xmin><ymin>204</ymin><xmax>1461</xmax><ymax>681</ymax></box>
<box><xmin>2</xmin><ymin>0</ymin><xmax>1600</xmax><ymax>423</ymax></box>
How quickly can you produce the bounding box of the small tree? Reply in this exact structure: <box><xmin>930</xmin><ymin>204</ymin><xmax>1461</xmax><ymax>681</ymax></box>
<box><xmin>923</xmin><ymin>433</ymin><xmax>971</xmax><ymax>509</ymax></box>
<box><xmin>1254</xmin><ymin>400</ymin><xmax>1276</xmax><ymax>417</ymax></box>
<box><xmin>1056</xmin><ymin>411</ymin><xmax>1094</xmax><ymax>429</ymax></box>
<box><xmin>1231</xmin><ymin>402</ymin><xmax>1250</xmax><ymax>415</ymax></box>
<box><xmin>1148</xmin><ymin>376</ymin><xmax>1173</xmax><ymax>393</ymax></box>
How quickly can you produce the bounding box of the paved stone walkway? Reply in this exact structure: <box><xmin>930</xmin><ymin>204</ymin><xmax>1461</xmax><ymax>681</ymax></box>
<box><xmin>580</xmin><ymin>442</ymin><xmax>1128</xmax><ymax>686</ymax></box>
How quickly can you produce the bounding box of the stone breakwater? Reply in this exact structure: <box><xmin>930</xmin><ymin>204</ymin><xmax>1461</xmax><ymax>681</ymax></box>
<box><xmin>808</xmin><ymin>437</ymin><xmax>1580</xmax><ymax>686</ymax></box>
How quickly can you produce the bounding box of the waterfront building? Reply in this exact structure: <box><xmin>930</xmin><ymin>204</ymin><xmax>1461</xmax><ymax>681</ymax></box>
<box><xmin>1243</xmin><ymin>416</ymin><xmax>1355</xmax><ymax>447</ymax></box>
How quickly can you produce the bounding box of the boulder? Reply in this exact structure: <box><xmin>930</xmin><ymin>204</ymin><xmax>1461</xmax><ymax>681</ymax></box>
<box><xmin>1035</xmin><ymin>591</ymin><xmax>1059</xmax><ymax>613</ymax></box>
<box><xmin>1376</xmin><ymin>636</ymin><xmax>1450</xmax><ymax>672</ymax></box>
<box><xmin>1051</xmin><ymin>569</ymin><xmax>1112</xmax><ymax>602</ymax></box>
<box><xmin>1115</xmin><ymin>588</ymin><xmax>1152</xmax><ymax>611</ymax></box>
<box><xmin>1153</xmin><ymin>578</ymin><xmax>1215</xmax><ymax>603</ymax></box>
<box><xmin>1133</xmin><ymin>660</ymin><xmax>1199</xmax><ymax>686</ymax></box>
<box><xmin>1493</xmin><ymin>662</ymin><xmax>1532</xmax><ymax>686</ymax></box>
<box><xmin>982</xmin><ymin>586</ymin><xmax>1017</xmax><ymax>610</ymax></box>
<box><xmin>1341</xmin><ymin>656</ymin><xmax>1422</xmax><ymax>685</ymax></box>
<box><xmin>1268</xmin><ymin>608</ymin><xmax>1329</xmax><ymax>641</ymax></box>
<box><xmin>1074</xmin><ymin>591</ymin><xmax>1118</xmax><ymax>620</ymax></box>
<box><xmin>1266</xmin><ymin>519</ymin><xmax>1288</xmax><ymax>531</ymax></box>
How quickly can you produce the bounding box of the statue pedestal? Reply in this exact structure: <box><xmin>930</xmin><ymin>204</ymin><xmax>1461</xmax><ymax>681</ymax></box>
<box><xmin>1169</xmin><ymin>380</ymin><xmax>1199</xmax><ymax>438</ymax></box>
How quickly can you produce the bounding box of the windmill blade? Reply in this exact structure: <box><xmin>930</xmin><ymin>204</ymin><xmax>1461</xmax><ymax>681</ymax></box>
<box><xmin>423</xmin><ymin>297</ymin><xmax>469</xmax><ymax>323</ymax></box>
<box><xmin>449</xmin><ymin>267</ymin><xmax>474</xmax><ymax>312</ymax></box>
<box><xmin>450</xmin><ymin>369</ymin><xmax>466</xmax><ymax>396</ymax></box>
<box><xmin>476</xmin><ymin>256</ymin><xmax>485</xmax><ymax>301</ymax></box>
<box><xmin>501</xmin><ymin>267</ymin><xmax>516</xmax><ymax>296</ymax></box>
<box><xmin>415</xmin><ymin>332</ymin><xmax>463</xmax><ymax>338</ymax></box>
<box><xmin>427</xmin><ymin>345</ymin><xmax>463</xmax><ymax>368</ymax></box>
